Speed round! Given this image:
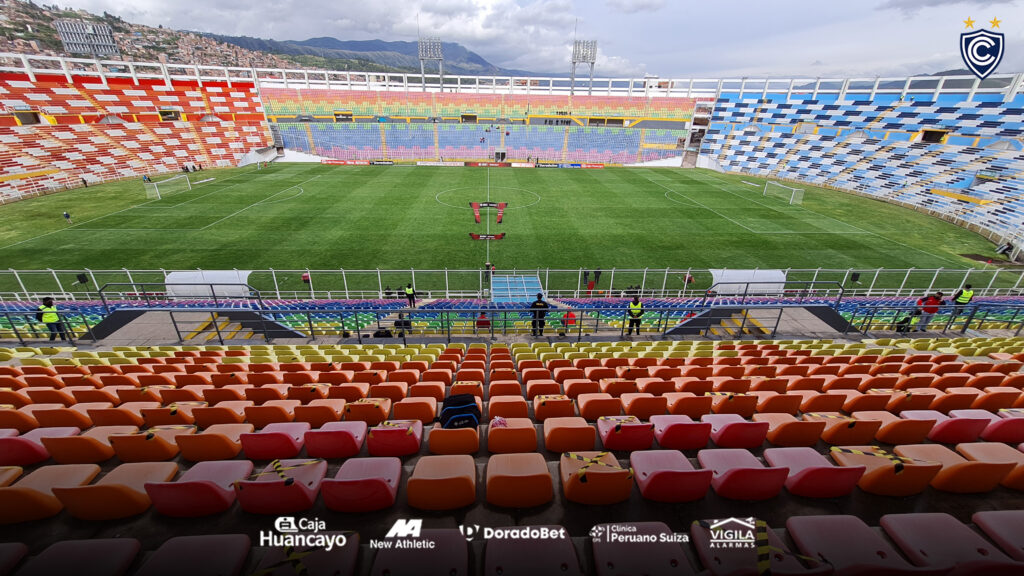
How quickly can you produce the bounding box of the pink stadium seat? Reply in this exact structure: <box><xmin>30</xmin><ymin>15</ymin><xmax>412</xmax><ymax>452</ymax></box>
<box><xmin>322</xmin><ymin>456</ymin><xmax>401</xmax><ymax>513</ymax></box>
<box><xmin>697</xmin><ymin>448</ymin><xmax>788</xmax><ymax>500</ymax></box>
<box><xmin>650</xmin><ymin>414</ymin><xmax>711</xmax><ymax>450</ymax></box>
<box><xmin>763</xmin><ymin>447</ymin><xmax>865</xmax><ymax>498</ymax></box>
<box><xmin>369</xmin><ymin>529</ymin><xmax>468</xmax><ymax>576</ymax></box>
<box><xmin>145</xmin><ymin>460</ymin><xmax>253</xmax><ymax>517</ymax></box>
<box><xmin>239</xmin><ymin>422</ymin><xmax>309</xmax><ymax>460</ymax></box>
<box><xmin>367</xmin><ymin>420</ymin><xmax>423</xmax><ymax>457</ymax></box>
<box><xmin>483</xmin><ymin>525</ymin><xmax>581</xmax><ymax>576</ymax></box>
<box><xmin>234</xmin><ymin>459</ymin><xmax>327</xmax><ymax>514</ymax></box>
<box><xmin>630</xmin><ymin>449</ymin><xmax>712</xmax><ymax>503</ymax></box>
<box><xmin>591</xmin><ymin>521</ymin><xmax>701</xmax><ymax>576</ymax></box>
<box><xmin>0</xmin><ymin>426</ymin><xmax>79</xmax><ymax>466</ymax></box>
<box><xmin>304</xmin><ymin>421</ymin><xmax>367</xmax><ymax>458</ymax></box>
<box><xmin>949</xmin><ymin>408</ymin><xmax>1024</xmax><ymax>443</ymax></box>
<box><xmin>973</xmin><ymin>511</ymin><xmax>1024</xmax><ymax>561</ymax></box>
<box><xmin>901</xmin><ymin>409</ymin><xmax>989</xmax><ymax>444</ymax></box>
<box><xmin>881</xmin><ymin>512</ymin><xmax>1024</xmax><ymax>574</ymax></box>
<box><xmin>12</xmin><ymin>538</ymin><xmax>140</xmax><ymax>576</ymax></box>
<box><xmin>702</xmin><ymin>414</ymin><xmax>769</xmax><ymax>449</ymax></box>
<box><xmin>691</xmin><ymin>518</ymin><xmax>830</xmax><ymax>576</ymax></box>
<box><xmin>133</xmin><ymin>535</ymin><xmax>251</xmax><ymax>576</ymax></box>
<box><xmin>787</xmin><ymin>515</ymin><xmax>950</xmax><ymax>576</ymax></box>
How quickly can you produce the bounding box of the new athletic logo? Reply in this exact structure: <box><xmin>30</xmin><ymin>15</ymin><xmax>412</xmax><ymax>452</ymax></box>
<box><xmin>960</xmin><ymin>17</ymin><xmax>1004</xmax><ymax>79</ymax></box>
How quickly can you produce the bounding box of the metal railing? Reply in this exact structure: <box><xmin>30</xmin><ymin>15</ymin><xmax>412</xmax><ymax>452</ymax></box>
<box><xmin>700</xmin><ymin>280</ymin><xmax>845</xmax><ymax>308</ymax></box>
<box><xmin>842</xmin><ymin>302</ymin><xmax>1024</xmax><ymax>337</ymax></box>
<box><xmin>4</xmin><ymin>301</ymin><xmax>1023</xmax><ymax>346</ymax></box>
<box><xmin>97</xmin><ymin>282</ymin><xmax>265</xmax><ymax>314</ymax></box>
<box><xmin>2</xmin><ymin>267</ymin><xmax>1022</xmax><ymax>304</ymax></box>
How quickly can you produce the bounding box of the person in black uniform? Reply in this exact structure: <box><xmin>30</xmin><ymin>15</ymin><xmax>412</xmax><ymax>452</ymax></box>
<box><xmin>530</xmin><ymin>293</ymin><xmax>550</xmax><ymax>337</ymax></box>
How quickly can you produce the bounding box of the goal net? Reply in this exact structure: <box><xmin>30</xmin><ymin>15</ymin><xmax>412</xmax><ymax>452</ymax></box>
<box><xmin>144</xmin><ymin>174</ymin><xmax>191</xmax><ymax>200</ymax></box>
<box><xmin>763</xmin><ymin>180</ymin><xmax>804</xmax><ymax>205</ymax></box>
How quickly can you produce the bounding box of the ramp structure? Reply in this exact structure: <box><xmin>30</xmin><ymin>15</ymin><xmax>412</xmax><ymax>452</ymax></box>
<box><xmin>491</xmin><ymin>275</ymin><xmax>543</xmax><ymax>303</ymax></box>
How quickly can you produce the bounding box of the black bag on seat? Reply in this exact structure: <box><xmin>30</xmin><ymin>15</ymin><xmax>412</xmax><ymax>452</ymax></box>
<box><xmin>439</xmin><ymin>394</ymin><xmax>481</xmax><ymax>429</ymax></box>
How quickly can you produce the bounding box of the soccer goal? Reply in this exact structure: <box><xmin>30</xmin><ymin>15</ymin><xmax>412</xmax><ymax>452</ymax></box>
<box><xmin>144</xmin><ymin>174</ymin><xmax>191</xmax><ymax>200</ymax></box>
<box><xmin>763</xmin><ymin>180</ymin><xmax>804</xmax><ymax>205</ymax></box>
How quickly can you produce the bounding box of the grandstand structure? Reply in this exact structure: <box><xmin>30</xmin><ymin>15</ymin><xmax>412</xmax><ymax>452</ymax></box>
<box><xmin>4</xmin><ymin>51</ymin><xmax>1024</xmax><ymax>576</ymax></box>
<box><xmin>0</xmin><ymin>53</ymin><xmax>1022</xmax><ymax>250</ymax></box>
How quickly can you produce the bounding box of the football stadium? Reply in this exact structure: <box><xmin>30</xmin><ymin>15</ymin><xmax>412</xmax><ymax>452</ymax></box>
<box><xmin>1</xmin><ymin>2</ymin><xmax>1024</xmax><ymax>574</ymax></box>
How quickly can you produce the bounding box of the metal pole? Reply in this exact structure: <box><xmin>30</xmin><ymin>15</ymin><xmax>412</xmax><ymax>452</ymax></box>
<box><xmin>661</xmin><ymin>268</ymin><xmax>669</xmax><ymax>297</ymax></box>
<box><xmin>870</xmin><ymin>268</ymin><xmax>882</xmax><ymax>295</ymax></box>
<box><xmin>985</xmin><ymin>269</ymin><xmax>1000</xmax><ymax>294</ymax></box>
<box><xmin>305</xmin><ymin>311</ymin><xmax>316</xmax><ymax>341</ymax></box>
<box><xmin>411</xmin><ymin>268</ymin><xmax>416</xmax><ymax>293</ymax></box>
<box><xmin>12</xmin><ymin>270</ymin><xmax>29</xmax><ymax>300</ymax></box>
<box><xmin>211</xmin><ymin>312</ymin><xmax>225</xmax><ymax>345</ymax></box>
<box><xmin>926</xmin><ymin>268</ymin><xmax>942</xmax><ymax>293</ymax></box>
<box><xmin>306</xmin><ymin>268</ymin><xmax>314</xmax><ymax>298</ymax></box>
<box><xmin>341</xmin><ymin>269</ymin><xmax>349</xmax><ymax>299</ymax></box>
<box><xmin>7</xmin><ymin>312</ymin><xmax>26</xmax><ymax>346</ymax></box>
<box><xmin>609</xmin><ymin>269</ymin><xmax>615</xmax><ymax>295</ymax></box>
<box><xmin>170</xmin><ymin>311</ymin><xmax>183</xmax><ymax>343</ymax></box>
<box><xmin>87</xmin><ymin>269</ymin><xmax>100</xmax><ymax>295</ymax></box>
<box><xmin>641</xmin><ymin>268</ymin><xmax>648</xmax><ymax>296</ymax></box>
<box><xmin>898</xmin><ymin>268</ymin><xmax>914</xmax><ymax>296</ymax></box>
<box><xmin>271</xmin><ymin>269</ymin><xmax>281</xmax><ymax>299</ymax></box>
<box><xmin>50</xmin><ymin>269</ymin><xmax>64</xmax><ymax>296</ymax></box>
<box><xmin>577</xmin><ymin>268</ymin><xmax>582</xmax><ymax>298</ymax></box>
<box><xmin>445</xmin><ymin>269</ymin><xmax>449</xmax><ymax>298</ymax></box>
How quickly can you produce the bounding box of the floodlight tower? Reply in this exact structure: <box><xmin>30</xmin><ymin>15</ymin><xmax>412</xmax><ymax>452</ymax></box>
<box><xmin>570</xmin><ymin>40</ymin><xmax>597</xmax><ymax>96</ymax></box>
<box><xmin>418</xmin><ymin>36</ymin><xmax>444</xmax><ymax>91</ymax></box>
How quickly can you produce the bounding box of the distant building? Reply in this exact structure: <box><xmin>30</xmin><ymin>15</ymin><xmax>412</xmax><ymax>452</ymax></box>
<box><xmin>53</xmin><ymin>19</ymin><xmax>120</xmax><ymax>58</ymax></box>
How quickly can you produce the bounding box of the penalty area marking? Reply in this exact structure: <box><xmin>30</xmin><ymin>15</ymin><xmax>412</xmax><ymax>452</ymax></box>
<box><xmin>434</xmin><ymin>186</ymin><xmax>541</xmax><ymax>210</ymax></box>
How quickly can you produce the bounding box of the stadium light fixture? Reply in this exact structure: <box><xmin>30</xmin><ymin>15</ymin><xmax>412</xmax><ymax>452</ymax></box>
<box><xmin>570</xmin><ymin>39</ymin><xmax>597</xmax><ymax>96</ymax></box>
<box><xmin>418</xmin><ymin>36</ymin><xmax>444</xmax><ymax>91</ymax></box>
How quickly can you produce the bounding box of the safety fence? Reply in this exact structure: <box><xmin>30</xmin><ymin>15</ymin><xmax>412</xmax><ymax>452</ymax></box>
<box><xmin>1</xmin><ymin>267</ymin><xmax>1022</xmax><ymax>303</ymax></box>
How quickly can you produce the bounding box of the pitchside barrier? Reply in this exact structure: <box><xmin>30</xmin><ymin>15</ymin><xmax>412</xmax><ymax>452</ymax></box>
<box><xmin>3</xmin><ymin>302</ymin><xmax>1022</xmax><ymax>346</ymax></box>
<box><xmin>0</xmin><ymin>267</ymin><xmax>1021</xmax><ymax>303</ymax></box>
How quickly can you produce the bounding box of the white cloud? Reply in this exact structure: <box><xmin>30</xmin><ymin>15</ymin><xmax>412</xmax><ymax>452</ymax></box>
<box><xmin>604</xmin><ymin>0</ymin><xmax>666</xmax><ymax>14</ymax></box>
<box><xmin>878</xmin><ymin>0</ymin><xmax>1018</xmax><ymax>13</ymax></box>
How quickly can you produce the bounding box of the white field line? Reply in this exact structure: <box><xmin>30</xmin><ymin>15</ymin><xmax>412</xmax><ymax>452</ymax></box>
<box><xmin>695</xmin><ymin>170</ymin><xmax>962</xmax><ymax>264</ymax></box>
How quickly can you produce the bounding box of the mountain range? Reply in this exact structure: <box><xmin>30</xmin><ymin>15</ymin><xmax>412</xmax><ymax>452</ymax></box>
<box><xmin>203</xmin><ymin>34</ymin><xmax>547</xmax><ymax>76</ymax></box>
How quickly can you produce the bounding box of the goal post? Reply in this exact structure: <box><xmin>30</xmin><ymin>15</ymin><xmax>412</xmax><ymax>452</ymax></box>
<box><xmin>763</xmin><ymin>180</ymin><xmax>804</xmax><ymax>205</ymax></box>
<box><xmin>144</xmin><ymin>174</ymin><xmax>192</xmax><ymax>200</ymax></box>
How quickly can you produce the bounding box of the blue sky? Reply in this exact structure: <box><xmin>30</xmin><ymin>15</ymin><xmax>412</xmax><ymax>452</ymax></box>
<box><xmin>60</xmin><ymin>0</ymin><xmax>1022</xmax><ymax>77</ymax></box>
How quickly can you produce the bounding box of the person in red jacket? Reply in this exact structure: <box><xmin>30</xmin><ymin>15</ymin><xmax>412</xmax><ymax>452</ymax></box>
<box><xmin>914</xmin><ymin>292</ymin><xmax>944</xmax><ymax>332</ymax></box>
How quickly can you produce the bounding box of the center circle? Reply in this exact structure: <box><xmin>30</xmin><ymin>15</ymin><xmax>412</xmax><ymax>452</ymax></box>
<box><xmin>435</xmin><ymin>186</ymin><xmax>542</xmax><ymax>210</ymax></box>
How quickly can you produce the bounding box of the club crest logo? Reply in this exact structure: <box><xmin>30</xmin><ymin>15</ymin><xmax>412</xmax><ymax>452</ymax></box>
<box><xmin>960</xmin><ymin>18</ymin><xmax>1004</xmax><ymax>79</ymax></box>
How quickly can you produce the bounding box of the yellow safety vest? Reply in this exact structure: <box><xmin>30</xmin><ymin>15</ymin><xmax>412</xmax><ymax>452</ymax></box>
<box><xmin>404</xmin><ymin>287</ymin><xmax>414</xmax><ymax>296</ymax></box>
<box><xmin>955</xmin><ymin>289</ymin><xmax>974</xmax><ymax>304</ymax></box>
<box><xmin>629</xmin><ymin>301</ymin><xmax>643</xmax><ymax>318</ymax></box>
<box><xmin>38</xmin><ymin>305</ymin><xmax>59</xmax><ymax>323</ymax></box>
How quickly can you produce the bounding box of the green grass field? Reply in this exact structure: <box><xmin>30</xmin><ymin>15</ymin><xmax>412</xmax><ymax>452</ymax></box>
<box><xmin>0</xmin><ymin>163</ymin><xmax>1010</xmax><ymax>295</ymax></box>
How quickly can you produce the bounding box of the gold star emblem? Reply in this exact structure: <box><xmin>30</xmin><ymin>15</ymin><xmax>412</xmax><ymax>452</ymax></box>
<box><xmin>989</xmin><ymin>17</ymin><xmax>1001</xmax><ymax>29</ymax></box>
<box><xmin>964</xmin><ymin>17</ymin><xmax>975</xmax><ymax>29</ymax></box>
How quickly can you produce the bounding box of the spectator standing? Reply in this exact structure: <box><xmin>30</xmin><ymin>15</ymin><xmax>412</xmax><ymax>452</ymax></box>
<box><xmin>530</xmin><ymin>293</ymin><xmax>550</xmax><ymax>337</ymax></box>
<box><xmin>952</xmin><ymin>284</ymin><xmax>974</xmax><ymax>317</ymax></box>
<box><xmin>594</xmin><ymin>267</ymin><xmax>602</xmax><ymax>285</ymax></box>
<box><xmin>404</xmin><ymin>284</ymin><xmax>416</xmax><ymax>309</ymax></box>
<box><xmin>36</xmin><ymin>297</ymin><xmax>66</xmax><ymax>342</ymax></box>
<box><xmin>915</xmin><ymin>292</ymin><xmax>944</xmax><ymax>332</ymax></box>
<box><xmin>627</xmin><ymin>296</ymin><xmax>644</xmax><ymax>336</ymax></box>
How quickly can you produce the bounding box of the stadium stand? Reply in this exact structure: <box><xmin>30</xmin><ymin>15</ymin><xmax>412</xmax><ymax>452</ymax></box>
<box><xmin>0</xmin><ymin>337</ymin><xmax>1022</xmax><ymax>573</ymax></box>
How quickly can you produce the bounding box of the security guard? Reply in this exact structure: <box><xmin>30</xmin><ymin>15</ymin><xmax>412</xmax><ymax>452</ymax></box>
<box><xmin>627</xmin><ymin>296</ymin><xmax>644</xmax><ymax>336</ymax></box>
<box><xmin>952</xmin><ymin>284</ymin><xmax>974</xmax><ymax>316</ymax></box>
<box><xmin>37</xmin><ymin>297</ymin><xmax>66</xmax><ymax>342</ymax></box>
<box><xmin>404</xmin><ymin>284</ymin><xmax>416</xmax><ymax>309</ymax></box>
